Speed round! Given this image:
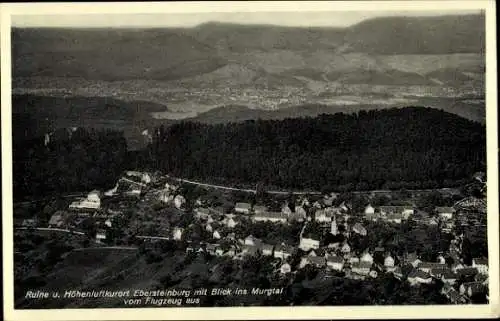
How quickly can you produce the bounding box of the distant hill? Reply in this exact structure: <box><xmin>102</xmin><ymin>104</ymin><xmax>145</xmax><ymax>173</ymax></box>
<box><xmin>190</xmin><ymin>15</ymin><xmax>484</xmax><ymax>54</ymax></box>
<box><xmin>12</xmin><ymin>14</ymin><xmax>485</xmax><ymax>81</ymax></box>
<box><xmin>12</xmin><ymin>28</ymin><xmax>226</xmax><ymax>80</ymax></box>
<box><xmin>12</xmin><ymin>94</ymin><xmax>167</xmax><ymax>121</ymax></box>
<box><xmin>326</xmin><ymin>68</ymin><xmax>434</xmax><ymax>85</ymax></box>
<box><xmin>425</xmin><ymin>68</ymin><xmax>476</xmax><ymax>85</ymax></box>
<box><xmin>343</xmin><ymin>14</ymin><xmax>485</xmax><ymax>54</ymax></box>
<box><xmin>146</xmin><ymin>107</ymin><xmax>486</xmax><ymax>191</ymax></box>
<box><xmin>190</xmin><ymin>97</ymin><xmax>486</xmax><ymax>125</ymax></box>
<box><xmin>190</xmin><ymin>22</ymin><xmax>344</xmax><ymax>52</ymax></box>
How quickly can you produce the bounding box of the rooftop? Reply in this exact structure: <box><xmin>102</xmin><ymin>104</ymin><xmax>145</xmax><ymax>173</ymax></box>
<box><xmin>435</xmin><ymin>206</ymin><xmax>456</xmax><ymax>213</ymax></box>
<box><xmin>408</xmin><ymin>269</ymin><xmax>431</xmax><ymax>279</ymax></box>
<box><xmin>235</xmin><ymin>202</ymin><xmax>252</xmax><ymax>209</ymax></box>
<box><xmin>473</xmin><ymin>257</ymin><xmax>488</xmax><ymax>265</ymax></box>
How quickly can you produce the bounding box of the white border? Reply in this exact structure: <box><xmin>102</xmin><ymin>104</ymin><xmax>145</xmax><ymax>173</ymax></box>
<box><xmin>1</xmin><ymin>1</ymin><xmax>498</xmax><ymax>320</ymax></box>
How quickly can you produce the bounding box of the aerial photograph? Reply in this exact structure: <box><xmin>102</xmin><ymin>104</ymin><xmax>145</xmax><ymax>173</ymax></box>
<box><xmin>10</xmin><ymin>7</ymin><xmax>489</xmax><ymax>309</ymax></box>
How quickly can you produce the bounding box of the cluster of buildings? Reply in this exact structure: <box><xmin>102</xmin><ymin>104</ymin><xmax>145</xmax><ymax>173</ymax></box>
<box><xmin>21</xmin><ymin>168</ymin><xmax>488</xmax><ymax>304</ymax></box>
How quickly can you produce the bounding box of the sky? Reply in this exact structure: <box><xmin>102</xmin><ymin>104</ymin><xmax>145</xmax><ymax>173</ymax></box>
<box><xmin>11</xmin><ymin>10</ymin><xmax>483</xmax><ymax>28</ymax></box>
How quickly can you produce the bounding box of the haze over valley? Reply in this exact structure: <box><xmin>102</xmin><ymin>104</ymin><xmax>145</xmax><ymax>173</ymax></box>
<box><xmin>12</xmin><ymin>13</ymin><xmax>485</xmax><ymax>149</ymax></box>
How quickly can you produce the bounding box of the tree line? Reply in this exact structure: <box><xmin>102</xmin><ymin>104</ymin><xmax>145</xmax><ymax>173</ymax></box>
<box><xmin>13</xmin><ymin>126</ymin><xmax>128</xmax><ymax>201</ymax></box>
<box><xmin>141</xmin><ymin>107</ymin><xmax>486</xmax><ymax>192</ymax></box>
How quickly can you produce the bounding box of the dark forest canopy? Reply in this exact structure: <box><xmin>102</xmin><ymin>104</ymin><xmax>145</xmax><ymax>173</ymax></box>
<box><xmin>13</xmin><ymin>125</ymin><xmax>128</xmax><ymax>201</ymax></box>
<box><xmin>142</xmin><ymin>107</ymin><xmax>486</xmax><ymax>192</ymax></box>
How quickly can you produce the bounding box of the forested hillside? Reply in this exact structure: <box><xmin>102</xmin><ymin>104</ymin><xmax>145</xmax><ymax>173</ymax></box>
<box><xmin>13</xmin><ymin>125</ymin><xmax>128</xmax><ymax>201</ymax></box>
<box><xmin>144</xmin><ymin>107</ymin><xmax>486</xmax><ymax>191</ymax></box>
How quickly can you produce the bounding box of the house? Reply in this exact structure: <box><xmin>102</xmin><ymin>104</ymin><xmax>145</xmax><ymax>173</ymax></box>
<box><xmin>330</xmin><ymin>217</ymin><xmax>338</xmax><ymax>235</ymax></box>
<box><xmin>294</xmin><ymin>206</ymin><xmax>307</xmax><ymax>219</ymax></box>
<box><xmin>206</xmin><ymin>244</ymin><xmax>218</xmax><ymax>255</ymax></box>
<box><xmin>360</xmin><ymin>251</ymin><xmax>374</xmax><ymax>264</ymax></box>
<box><xmin>281</xmin><ymin>205</ymin><xmax>292</xmax><ymax>216</ymax></box>
<box><xmin>172</xmin><ymin>227</ymin><xmax>183</xmax><ymax>241</ymax></box>
<box><xmin>338</xmin><ymin>201</ymin><xmax>349</xmax><ymax>212</ymax></box>
<box><xmin>213</xmin><ymin>230</ymin><xmax>221</xmax><ymax>240</ymax></box>
<box><xmin>351</xmin><ymin>262</ymin><xmax>372</xmax><ymax>276</ymax></box>
<box><xmin>427</xmin><ymin>217</ymin><xmax>439</xmax><ymax>226</ymax></box>
<box><xmin>125</xmin><ymin>171</ymin><xmax>151</xmax><ymax>184</ymax></box>
<box><xmin>274</xmin><ymin>244</ymin><xmax>294</xmax><ymax>260</ymax></box>
<box><xmin>48</xmin><ymin>211</ymin><xmax>67</xmax><ymax>227</ymax></box>
<box><xmin>312</xmin><ymin>200</ymin><xmax>323</xmax><ymax>209</ymax></box>
<box><xmin>379</xmin><ymin>206</ymin><xmax>414</xmax><ymax>220</ymax></box>
<box><xmin>472</xmin><ymin>258</ymin><xmax>488</xmax><ymax>275</ymax></box>
<box><xmin>194</xmin><ymin>208</ymin><xmax>211</xmax><ymax>220</ymax></box>
<box><xmin>300</xmin><ymin>255</ymin><xmax>326</xmax><ymax>268</ymax></box>
<box><xmin>393</xmin><ymin>267</ymin><xmax>403</xmax><ymax>280</ymax></box>
<box><xmin>174</xmin><ymin>195</ymin><xmax>186</xmax><ymax>210</ymax></box>
<box><xmin>369</xmin><ymin>270</ymin><xmax>378</xmax><ymax>278</ymax></box>
<box><xmin>95</xmin><ymin>229</ymin><xmax>106</xmax><ymax>242</ymax></box>
<box><xmin>159</xmin><ymin>191</ymin><xmax>173</xmax><ymax>203</ymax></box>
<box><xmin>221</xmin><ymin>217</ymin><xmax>238</xmax><ymax>228</ymax></box>
<box><xmin>104</xmin><ymin>183</ymin><xmax>119</xmax><ymax>196</ymax></box>
<box><xmin>244</xmin><ymin>235</ymin><xmax>262</xmax><ymax>246</ymax></box>
<box><xmin>456</xmin><ymin>267</ymin><xmax>479</xmax><ymax>278</ymax></box>
<box><xmin>314</xmin><ymin>209</ymin><xmax>332</xmax><ymax>223</ymax></box>
<box><xmin>323</xmin><ymin>195</ymin><xmax>334</xmax><ymax>207</ymax></box>
<box><xmin>215</xmin><ymin>246</ymin><xmax>225</xmax><ymax>256</ymax></box>
<box><xmin>441</xmin><ymin>221</ymin><xmax>454</xmax><ymax>233</ymax></box>
<box><xmin>253</xmin><ymin>211</ymin><xmax>288</xmax><ymax>223</ymax></box>
<box><xmin>454</xmin><ymin>197</ymin><xmax>486</xmax><ymax>214</ymax></box>
<box><xmin>299</xmin><ymin>237</ymin><xmax>320</xmax><ymax>251</ymax></box>
<box><xmin>253</xmin><ymin>205</ymin><xmax>268</xmax><ymax>214</ymax></box>
<box><xmin>441</xmin><ymin>284</ymin><xmax>467</xmax><ymax>304</ymax></box>
<box><xmin>69</xmin><ymin>190</ymin><xmax>101</xmax><ymax>210</ymax></box>
<box><xmin>386</xmin><ymin>213</ymin><xmax>403</xmax><ymax>224</ymax></box>
<box><xmin>352</xmin><ymin>223</ymin><xmax>367</xmax><ymax>236</ymax></box>
<box><xmin>124</xmin><ymin>187</ymin><xmax>142</xmax><ymax>198</ymax></box>
<box><xmin>104</xmin><ymin>219</ymin><xmax>112</xmax><ymax>228</ymax></box>
<box><xmin>235</xmin><ymin>202</ymin><xmax>252</xmax><ymax>214</ymax></box>
<box><xmin>364</xmin><ymin>205</ymin><xmax>375</xmax><ymax>216</ymax></box>
<box><xmin>21</xmin><ymin>218</ymin><xmax>37</xmax><ymax>228</ymax></box>
<box><xmin>241</xmin><ymin>244</ymin><xmax>259</xmax><ymax>257</ymax></box>
<box><xmin>418</xmin><ymin>262</ymin><xmax>447</xmax><ymax>274</ymax></box>
<box><xmin>326</xmin><ymin>256</ymin><xmax>344</xmax><ymax>271</ymax></box>
<box><xmin>384</xmin><ymin>255</ymin><xmax>396</xmax><ymax>271</ymax></box>
<box><xmin>206</xmin><ymin>223</ymin><xmax>213</xmax><ymax>233</ymax></box>
<box><xmin>341</xmin><ymin>242</ymin><xmax>351</xmax><ymax>254</ymax></box>
<box><xmin>460</xmin><ymin>282</ymin><xmax>487</xmax><ymax>298</ymax></box>
<box><xmin>437</xmin><ymin>254</ymin><xmax>446</xmax><ymax>264</ymax></box>
<box><xmin>280</xmin><ymin>262</ymin><xmax>292</xmax><ymax>274</ymax></box>
<box><xmin>223</xmin><ymin>245</ymin><xmax>238</xmax><ymax>257</ymax></box>
<box><xmin>261</xmin><ymin>244</ymin><xmax>274</xmax><ymax>256</ymax></box>
<box><xmin>405</xmin><ymin>252</ymin><xmax>421</xmax><ymax>268</ymax></box>
<box><xmin>299</xmin><ymin>197</ymin><xmax>310</xmax><ymax>207</ymax></box>
<box><xmin>407</xmin><ymin>269</ymin><xmax>433</xmax><ymax>286</ymax></box>
<box><xmin>440</xmin><ymin>270</ymin><xmax>458</xmax><ymax>285</ymax></box>
<box><xmin>208</xmin><ymin>207</ymin><xmax>226</xmax><ymax>217</ymax></box>
<box><xmin>435</xmin><ymin>207</ymin><xmax>456</xmax><ymax>220</ymax></box>
<box><xmin>349</xmin><ymin>256</ymin><xmax>360</xmax><ymax>264</ymax></box>
<box><xmin>164</xmin><ymin>182</ymin><xmax>178</xmax><ymax>192</ymax></box>
<box><xmin>328</xmin><ymin>242</ymin><xmax>341</xmax><ymax>250</ymax></box>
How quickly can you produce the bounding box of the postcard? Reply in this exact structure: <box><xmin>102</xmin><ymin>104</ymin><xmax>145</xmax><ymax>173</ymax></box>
<box><xmin>1</xmin><ymin>1</ymin><xmax>498</xmax><ymax>320</ymax></box>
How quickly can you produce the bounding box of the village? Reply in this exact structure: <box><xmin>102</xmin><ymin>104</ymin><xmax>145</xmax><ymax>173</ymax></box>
<box><xmin>15</xmin><ymin>170</ymin><xmax>489</xmax><ymax>305</ymax></box>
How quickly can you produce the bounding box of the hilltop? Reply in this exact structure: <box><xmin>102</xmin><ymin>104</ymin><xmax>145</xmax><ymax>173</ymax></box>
<box><xmin>144</xmin><ymin>107</ymin><xmax>486</xmax><ymax>192</ymax></box>
<box><xmin>12</xmin><ymin>14</ymin><xmax>485</xmax><ymax>81</ymax></box>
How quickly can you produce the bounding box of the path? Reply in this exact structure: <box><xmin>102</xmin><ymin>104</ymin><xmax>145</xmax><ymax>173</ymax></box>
<box><xmin>165</xmin><ymin>175</ymin><xmax>461</xmax><ymax>196</ymax></box>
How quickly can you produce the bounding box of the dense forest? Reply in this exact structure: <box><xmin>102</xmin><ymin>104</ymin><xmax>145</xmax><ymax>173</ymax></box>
<box><xmin>13</xmin><ymin>122</ymin><xmax>128</xmax><ymax>201</ymax></box>
<box><xmin>142</xmin><ymin>107</ymin><xmax>486</xmax><ymax>191</ymax></box>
